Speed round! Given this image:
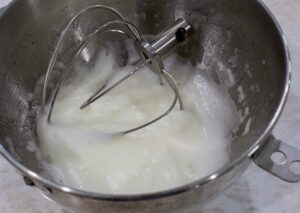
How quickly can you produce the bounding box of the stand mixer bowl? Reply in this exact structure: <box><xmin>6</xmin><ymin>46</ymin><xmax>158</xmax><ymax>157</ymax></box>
<box><xmin>0</xmin><ymin>0</ymin><xmax>299</xmax><ymax>212</ymax></box>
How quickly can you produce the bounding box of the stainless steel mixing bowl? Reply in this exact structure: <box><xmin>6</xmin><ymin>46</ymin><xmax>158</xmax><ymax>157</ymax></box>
<box><xmin>0</xmin><ymin>0</ymin><xmax>300</xmax><ymax>212</ymax></box>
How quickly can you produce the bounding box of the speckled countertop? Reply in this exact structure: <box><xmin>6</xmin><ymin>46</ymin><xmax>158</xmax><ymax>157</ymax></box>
<box><xmin>1</xmin><ymin>0</ymin><xmax>300</xmax><ymax>212</ymax></box>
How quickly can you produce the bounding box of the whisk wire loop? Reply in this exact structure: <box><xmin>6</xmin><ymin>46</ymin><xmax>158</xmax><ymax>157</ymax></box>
<box><xmin>42</xmin><ymin>5</ymin><xmax>191</xmax><ymax>135</ymax></box>
<box><xmin>42</xmin><ymin>5</ymin><xmax>141</xmax><ymax>109</ymax></box>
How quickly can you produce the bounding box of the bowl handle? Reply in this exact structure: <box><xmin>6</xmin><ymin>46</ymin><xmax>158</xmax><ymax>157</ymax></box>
<box><xmin>253</xmin><ymin>135</ymin><xmax>300</xmax><ymax>183</ymax></box>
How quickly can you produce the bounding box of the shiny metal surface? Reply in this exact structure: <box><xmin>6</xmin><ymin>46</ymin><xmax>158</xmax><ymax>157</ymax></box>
<box><xmin>0</xmin><ymin>0</ymin><xmax>296</xmax><ymax>212</ymax></box>
<box><xmin>78</xmin><ymin>18</ymin><xmax>191</xmax><ymax>112</ymax></box>
<box><xmin>254</xmin><ymin>135</ymin><xmax>300</xmax><ymax>183</ymax></box>
<box><xmin>141</xmin><ymin>18</ymin><xmax>191</xmax><ymax>58</ymax></box>
<box><xmin>42</xmin><ymin>4</ymin><xmax>191</xmax><ymax>135</ymax></box>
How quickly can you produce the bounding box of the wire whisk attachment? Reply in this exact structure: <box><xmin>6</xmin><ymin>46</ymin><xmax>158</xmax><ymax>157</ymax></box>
<box><xmin>41</xmin><ymin>5</ymin><xmax>191</xmax><ymax>135</ymax></box>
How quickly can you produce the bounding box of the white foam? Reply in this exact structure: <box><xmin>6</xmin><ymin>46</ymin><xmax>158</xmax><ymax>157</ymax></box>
<box><xmin>37</xmin><ymin>52</ymin><xmax>237</xmax><ymax>195</ymax></box>
<box><xmin>245</xmin><ymin>63</ymin><xmax>253</xmax><ymax>79</ymax></box>
<box><xmin>242</xmin><ymin>118</ymin><xmax>252</xmax><ymax>136</ymax></box>
<box><xmin>237</xmin><ymin>85</ymin><xmax>246</xmax><ymax>103</ymax></box>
